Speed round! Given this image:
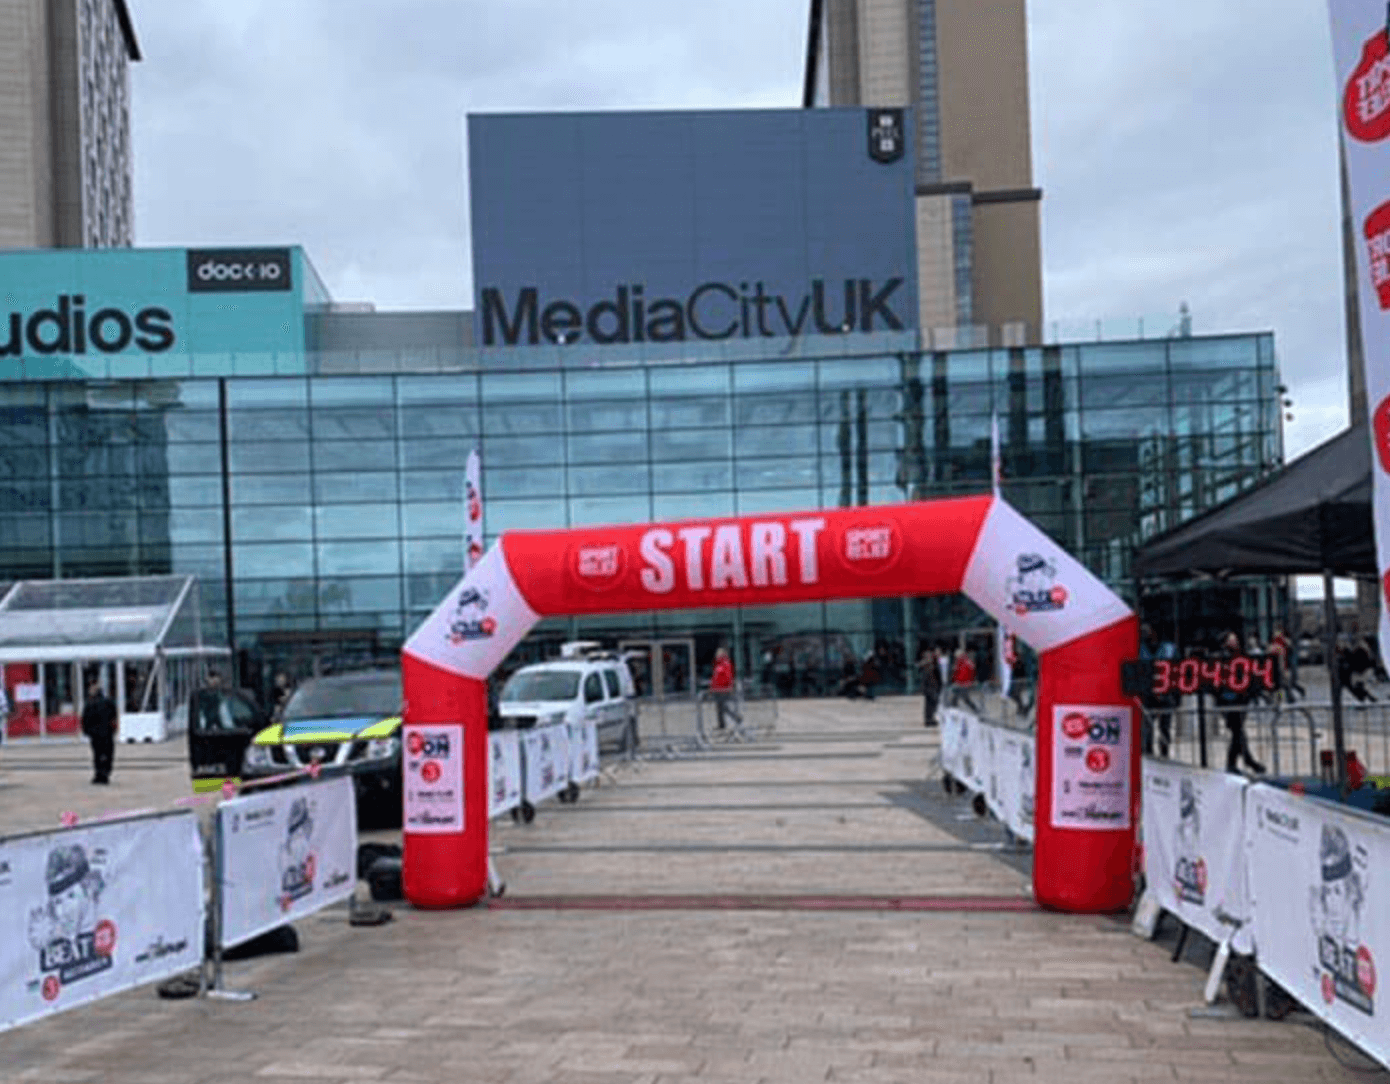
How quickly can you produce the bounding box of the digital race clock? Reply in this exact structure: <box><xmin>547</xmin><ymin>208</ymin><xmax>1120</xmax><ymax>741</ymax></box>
<box><xmin>1120</xmin><ymin>656</ymin><xmax>1281</xmax><ymax>698</ymax></box>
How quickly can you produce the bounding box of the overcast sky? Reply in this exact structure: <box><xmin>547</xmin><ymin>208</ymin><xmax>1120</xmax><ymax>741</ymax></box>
<box><xmin>130</xmin><ymin>0</ymin><xmax>1350</xmax><ymax>459</ymax></box>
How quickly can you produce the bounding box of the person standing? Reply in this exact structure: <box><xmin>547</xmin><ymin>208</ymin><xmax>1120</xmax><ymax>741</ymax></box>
<box><xmin>951</xmin><ymin>646</ymin><xmax>978</xmax><ymax>711</ymax></box>
<box><xmin>269</xmin><ymin>671</ymin><xmax>294</xmax><ymax>720</ymax></box>
<box><xmin>918</xmin><ymin>645</ymin><xmax>941</xmax><ymax>728</ymax></box>
<box><xmin>710</xmin><ymin>648</ymin><xmax>741</xmax><ymax>730</ymax></box>
<box><xmin>80</xmin><ymin>681</ymin><xmax>118</xmax><ymax>785</ymax></box>
<box><xmin>1215</xmin><ymin>631</ymin><xmax>1264</xmax><ymax>775</ymax></box>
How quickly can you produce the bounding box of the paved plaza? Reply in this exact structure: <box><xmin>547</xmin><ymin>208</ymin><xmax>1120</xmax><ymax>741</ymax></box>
<box><xmin>0</xmin><ymin>697</ymin><xmax>1374</xmax><ymax>1082</ymax></box>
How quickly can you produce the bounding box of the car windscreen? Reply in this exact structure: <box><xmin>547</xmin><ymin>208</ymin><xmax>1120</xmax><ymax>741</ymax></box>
<box><xmin>500</xmin><ymin>670</ymin><xmax>581</xmax><ymax>703</ymax></box>
<box><xmin>281</xmin><ymin>674</ymin><xmax>402</xmax><ymax>721</ymax></box>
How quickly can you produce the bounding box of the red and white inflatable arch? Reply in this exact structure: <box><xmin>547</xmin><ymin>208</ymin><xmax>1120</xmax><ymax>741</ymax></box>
<box><xmin>400</xmin><ymin>495</ymin><xmax>1138</xmax><ymax>912</ymax></box>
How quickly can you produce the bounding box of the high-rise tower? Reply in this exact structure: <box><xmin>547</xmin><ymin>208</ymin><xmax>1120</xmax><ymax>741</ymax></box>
<box><xmin>0</xmin><ymin>0</ymin><xmax>140</xmax><ymax>249</ymax></box>
<box><xmin>804</xmin><ymin>0</ymin><xmax>1043</xmax><ymax>345</ymax></box>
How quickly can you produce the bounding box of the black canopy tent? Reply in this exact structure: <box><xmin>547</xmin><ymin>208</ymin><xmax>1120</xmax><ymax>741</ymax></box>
<box><xmin>1133</xmin><ymin>424</ymin><xmax>1372</xmax><ymax>579</ymax></box>
<box><xmin>1132</xmin><ymin>425</ymin><xmax>1374</xmax><ymax>786</ymax></box>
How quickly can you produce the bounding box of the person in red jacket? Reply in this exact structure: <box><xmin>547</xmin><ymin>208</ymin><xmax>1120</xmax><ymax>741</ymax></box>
<box><xmin>710</xmin><ymin>647</ymin><xmax>741</xmax><ymax>730</ymax></box>
<box><xmin>951</xmin><ymin>648</ymin><xmax>976</xmax><ymax>686</ymax></box>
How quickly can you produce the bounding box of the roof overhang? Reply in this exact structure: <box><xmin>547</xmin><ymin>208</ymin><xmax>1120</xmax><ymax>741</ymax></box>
<box><xmin>112</xmin><ymin>0</ymin><xmax>142</xmax><ymax>62</ymax></box>
<box><xmin>802</xmin><ymin>0</ymin><xmax>824</xmax><ymax>108</ymax></box>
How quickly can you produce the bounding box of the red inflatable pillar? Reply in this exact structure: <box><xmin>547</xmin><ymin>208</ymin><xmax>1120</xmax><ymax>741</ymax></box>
<box><xmin>401</xmin><ymin>654</ymin><xmax>489</xmax><ymax>907</ymax></box>
<box><xmin>1032</xmin><ymin>616</ymin><xmax>1140</xmax><ymax>912</ymax></box>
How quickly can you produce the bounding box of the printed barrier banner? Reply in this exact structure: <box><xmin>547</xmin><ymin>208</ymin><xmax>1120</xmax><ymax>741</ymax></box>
<box><xmin>939</xmin><ymin>707</ymin><xmax>969</xmax><ymax>780</ymax></box>
<box><xmin>996</xmin><ymin>729</ymin><xmax>1037</xmax><ymax>843</ymax></box>
<box><xmin>218</xmin><ymin>776</ymin><xmax>357</xmax><ymax>950</ymax></box>
<box><xmin>938</xmin><ymin>707</ymin><xmax>1035</xmax><ymax>843</ymax></box>
<box><xmin>488</xmin><ymin>730</ymin><xmax>522</xmax><ymax>818</ymax></box>
<box><xmin>520</xmin><ymin>724</ymin><xmax>569</xmax><ymax>805</ymax></box>
<box><xmin>0</xmin><ymin>812</ymin><xmax>203</xmax><ymax>1032</ymax></box>
<box><xmin>568</xmin><ymin>720</ymin><xmax>599</xmax><ymax>785</ymax></box>
<box><xmin>1246</xmin><ymin>784</ymin><xmax>1388</xmax><ymax>1067</ymax></box>
<box><xmin>1142</xmin><ymin>759</ymin><xmax>1252</xmax><ymax>953</ymax></box>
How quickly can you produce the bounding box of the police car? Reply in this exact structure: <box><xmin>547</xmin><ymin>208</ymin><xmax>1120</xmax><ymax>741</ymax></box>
<box><xmin>497</xmin><ymin>643</ymin><xmax>639</xmax><ymax>753</ymax></box>
<box><xmin>189</xmin><ymin>669</ymin><xmax>404</xmax><ymax>827</ymax></box>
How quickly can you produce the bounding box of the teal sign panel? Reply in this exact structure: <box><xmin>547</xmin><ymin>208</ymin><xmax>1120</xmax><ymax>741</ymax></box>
<box><xmin>0</xmin><ymin>247</ymin><xmax>312</xmax><ymax>379</ymax></box>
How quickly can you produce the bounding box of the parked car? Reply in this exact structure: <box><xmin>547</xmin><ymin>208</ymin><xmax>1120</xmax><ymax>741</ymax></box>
<box><xmin>496</xmin><ymin>650</ymin><xmax>638</xmax><ymax>753</ymax></box>
<box><xmin>189</xmin><ymin>669</ymin><xmax>406</xmax><ymax>828</ymax></box>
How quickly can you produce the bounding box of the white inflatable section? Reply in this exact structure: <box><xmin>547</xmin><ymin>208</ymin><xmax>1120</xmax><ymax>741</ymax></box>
<box><xmin>962</xmin><ymin>499</ymin><xmax>1132</xmax><ymax>653</ymax></box>
<box><xmin>402</xmin><ymin>543</ymin><xmax>540</xmax><ymax>679</ymax></box>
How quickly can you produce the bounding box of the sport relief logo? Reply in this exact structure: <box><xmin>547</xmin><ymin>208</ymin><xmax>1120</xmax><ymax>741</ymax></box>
<box><xmin>1345</xmin><ymin>23</ymin><xmax>1390</xmax><ymax>143</ymax></box>
<box><xmin>408</xmin><ymin>732</ymin><xmax>448</xmax><ymax>787</ymax></box>
<box><xmin>27</xmin><ymin>844</ymin><xmax>115</xmax><ymax>1001</ymax></box>
<box><xmin>447</xmin><ymin>584</ymin><xmax>495</xmax><ymax>645</ymax></box>
<box><xmin>1363</xmin><ymin>202</ymin><xmax>1390</xmax><ymax>310</ymax></box>
<box><xmin>1061</xmin><ymin>710</ymin><xmax>1123</xmax><ymax>752</ymax></box>
<box><xmin>839</xmin><ymin>523</ymin><xmax>901</xmax><ymax>575</ymax></box>
<box><xmin>1007</xmin><ymin>553</ymin><xmax>1068</xmax><ymax>616</ymax></box>
<box><xmin>1374</xmin><ymin>394</ymin><xmax>1390</xmax><ymax>475</ymax></box>
<box><xmin>574</xmin><ymin>543</ymin><xmax>625</xmax><ymax>590</ymax></box>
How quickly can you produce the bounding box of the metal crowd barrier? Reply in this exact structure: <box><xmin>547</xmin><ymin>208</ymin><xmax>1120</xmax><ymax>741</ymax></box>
<box><xmin>631</xmin><ymin>682</ymin><xmax>779</xmax><ymax>760</ymax></box>
<box><xmin>1141</xmin><ymin>697</ymin><xmax>1390</xmax><ymax>780</ymax></box>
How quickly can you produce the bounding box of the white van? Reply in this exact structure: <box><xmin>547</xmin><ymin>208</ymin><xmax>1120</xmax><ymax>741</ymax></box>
<box><xmin>497</xmin><ymin>648</ymin><xmax>639</xmax><ymax>753</ymax></box>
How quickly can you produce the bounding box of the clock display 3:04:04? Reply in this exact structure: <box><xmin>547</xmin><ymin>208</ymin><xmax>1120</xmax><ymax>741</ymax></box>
<box><xmin>1151</xmin><ymin>656</ymin><xmax>1279</xmax><ymax>696</ymax></box>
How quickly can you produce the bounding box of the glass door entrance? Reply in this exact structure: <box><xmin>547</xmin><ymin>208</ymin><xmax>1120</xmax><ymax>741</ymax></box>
<box><xmin>619</xmin><ymin>637</ymin><xmax>696</xmax><ymax>746</ymax></box>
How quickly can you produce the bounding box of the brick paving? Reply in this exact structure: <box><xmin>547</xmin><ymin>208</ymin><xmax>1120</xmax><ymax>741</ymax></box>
<box><xmin>0</xmin><ymin>697</ymin><xmax>1375</xmax><ymax>1082</ymax></box>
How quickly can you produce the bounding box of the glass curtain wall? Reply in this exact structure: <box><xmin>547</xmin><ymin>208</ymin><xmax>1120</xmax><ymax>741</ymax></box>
<box><xmin>0</xmin><ymin>334</ymin><xmax>1281</xmax><ymax>698</ymax></box>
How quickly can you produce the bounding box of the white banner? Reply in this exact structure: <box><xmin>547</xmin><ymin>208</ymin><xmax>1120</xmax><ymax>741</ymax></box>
<box><xmin>403</xmin><ymin>724</ymin><xmax>465</xmax><ymax>835</ymax></box>
<box><xmin>488</xmin><ymin>730</ymin><xmax>522</xmax><ymax>818</ymax></box>
<box><xmin>938</xmin><ymin>708</ymin><xmax>1036</xmax><ymax>842</ymax></box>
<box><xmin>983</xmin><ymin>725</ymin><xmax>1003</xmax><ymax>821</ymax></box>
<box><xmin>997</xmin><ymin>728</ymin><xmax>1036</xmax><ymax>843</ymax></box>
<box><xmin>963</xmin><ymin>713</ymin><xmax>988</xmax><ymax>795</ymax></box>
<box><xmin>939</xmin><ymin>707</ymin><xmax>969</xmax><ymax>780</ymax></box>
<box><xmin>0</xmin><ymin>813</ymin><xmax>203</xmax><ymax>1031</ymax></box>
<box><xmin>1051</xmin><ymin>704</ymin><xmax>1131</xmax><ymax>831</ymax></box>
<box><xmin>567</xmin><ymin>719</ymin><xmax>599</xmax><ymax>785</ymax></box>
<box><xmin>1331</xmin><ymin>3</ymin><xmax>1390</xmax><ymax>670</ymax></box>
<box><xmin>218</xmin><ymin>777</ymin><xmax>357</xmax><ymax>950</ymax></box>
<box><xmin>465</xmin><ymin>448</ymin><xmax>484</xmax><ymax>570</ymax></box>
<box><xmin>1142</xmin><ymin>760</ymin><xmax>1252</xmax><ymax>954</ymax></box>
<box><xmin>1247</xmin><ymin>784</ymin><xmax>1388</xmax><ymax>1067</ymax></box>
<box><xmin>521</xmin><ymin>724</ymin><xmax>569</xmax><ymax>805</ymax></box>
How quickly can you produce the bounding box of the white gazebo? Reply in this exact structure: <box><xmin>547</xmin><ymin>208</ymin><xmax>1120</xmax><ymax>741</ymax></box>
<box><xmin>0</xmin><ymin>576</ymin><xmax>229</xmax><ymax>743</ymax></box>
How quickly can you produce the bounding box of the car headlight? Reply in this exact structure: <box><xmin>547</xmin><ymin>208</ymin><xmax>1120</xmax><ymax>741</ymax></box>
<box><xmin>543</xmin><ymin>711</ymin><xmax>567</xmax><ymax>726</ymax></box>
<box><xmin>243</xmin><ymin>744</ymin><xmax>273</xmax><ymax>771</ymax></box>
<box><xmin>362</xmin><ymin>736</ymin><xmax>400</xmax><ymax>761</ymax></box>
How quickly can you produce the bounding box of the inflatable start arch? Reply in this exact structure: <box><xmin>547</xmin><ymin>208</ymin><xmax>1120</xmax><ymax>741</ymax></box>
<box><xmin>400</xmin><ymin>495</ymin><xmax>1138</xmax><ymax>912</ymax></box>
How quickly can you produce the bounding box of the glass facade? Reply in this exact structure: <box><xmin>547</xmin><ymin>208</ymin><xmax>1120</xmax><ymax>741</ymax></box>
<box><xmin>0</xmin><ymin>329</ymin><xmax>1283</xmax><ymax>699</ymax></box>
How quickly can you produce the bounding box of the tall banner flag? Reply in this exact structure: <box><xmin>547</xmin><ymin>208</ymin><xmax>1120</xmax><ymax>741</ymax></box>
<box><xmin>1332</xmin><ymin>2</ymin><xmax>1390</xmax><ymax>668</ymax></box>
<box><xmin>465</xmin><ymin>449</ymin><xmax>484</xmax><ymax>570</ymax></box>
<box><xmin>991</xmin><ymin>413</ymin><xmax>1011</xmax><ymax>696</ymax></box>
<box><xmin>999</xmin><ymin>625</ymin><xmax>1014</xmax><ymax>699</ymax></box>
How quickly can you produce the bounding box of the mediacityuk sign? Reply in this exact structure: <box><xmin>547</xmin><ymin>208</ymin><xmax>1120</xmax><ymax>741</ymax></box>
<box><xmin>479</xmin><ymin>277</ymin><xmax>907</xmax><ymax>347</ymax></box>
